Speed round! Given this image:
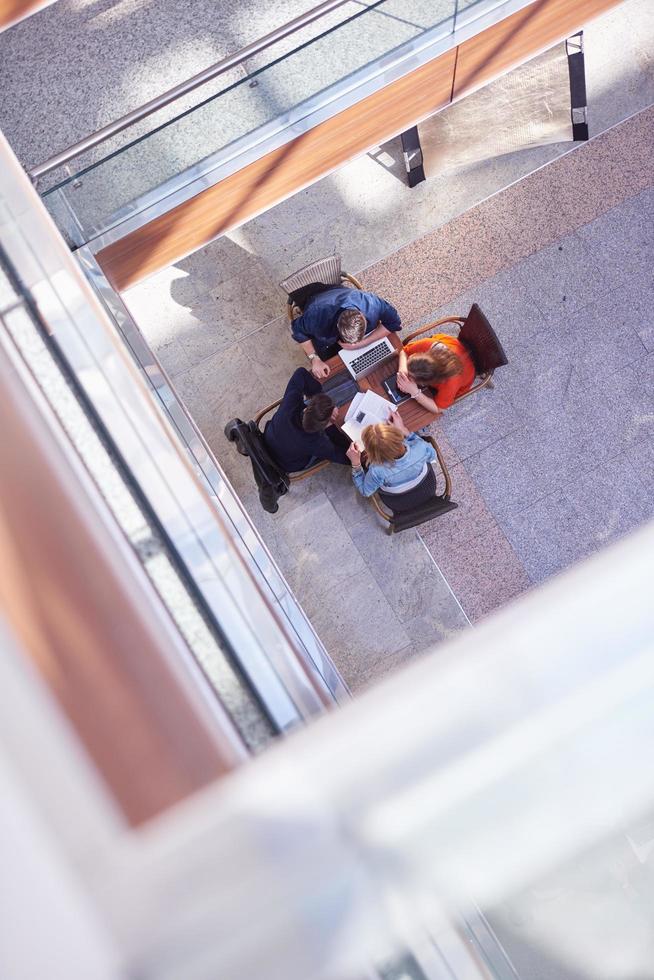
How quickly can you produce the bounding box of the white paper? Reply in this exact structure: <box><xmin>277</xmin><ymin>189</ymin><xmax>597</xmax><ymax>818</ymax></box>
<box><xmin>342</xmin><ymin>390</ymin><xmax>396</xmax><ymax>443</ymax></box>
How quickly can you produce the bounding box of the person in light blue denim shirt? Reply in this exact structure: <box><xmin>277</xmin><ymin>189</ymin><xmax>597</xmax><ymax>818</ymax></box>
<box><xmin>346</xmin><ymin>414</ymin><xmax>436</xmax><ymax>497</ymax></box>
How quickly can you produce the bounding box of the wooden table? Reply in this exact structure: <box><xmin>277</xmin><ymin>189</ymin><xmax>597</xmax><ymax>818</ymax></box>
<box><xmin>326</xmin><ymin>333</ymin><xmax>435</xmax><ymax>433</ymax></box>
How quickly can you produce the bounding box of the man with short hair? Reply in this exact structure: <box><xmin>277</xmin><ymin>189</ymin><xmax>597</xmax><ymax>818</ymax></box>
<box><xmin>290</xmin><ymin>287</ymin><xmax>402</xmax><ymax>379</ymax></box>
<box><xmin>263</xmin><ymin>367</ymin><xmax>350</xmax><ymax>472</ymax></box>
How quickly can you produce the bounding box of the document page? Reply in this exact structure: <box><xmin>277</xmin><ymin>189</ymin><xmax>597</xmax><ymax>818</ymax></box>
<box><xmin>342</xmin><ymin>389</ymin><xmax>396</xmax><ymax>443</ymax></box>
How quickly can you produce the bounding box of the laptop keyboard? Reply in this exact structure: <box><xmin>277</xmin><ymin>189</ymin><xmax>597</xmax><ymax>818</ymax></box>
<box><xmin>349</xmin><ymin>343</ymin><xmax>391</xmax><ymax>377</ymax></box>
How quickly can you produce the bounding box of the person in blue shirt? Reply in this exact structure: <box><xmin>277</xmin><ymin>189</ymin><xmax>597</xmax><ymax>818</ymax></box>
<box><xmin>346</xmin><ymin>413</ymin><xmax>436</xmax><ymax>497</ymax></box>
<box><xmin>263</xmin><ymin>367</ymin><xmax>350</xmax><ymax>472</ymax></box>
<box><xmin>291</xmin><ymin>287</ymin><xmax>402</xmax><ymax>379</ymax></box>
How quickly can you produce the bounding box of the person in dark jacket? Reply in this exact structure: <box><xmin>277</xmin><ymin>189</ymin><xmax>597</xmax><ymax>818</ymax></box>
<box><xmin>263</xmin><ymin>367</ymin><xmax>350</xmax><ymax>472</ymax></box>
<box><xmin>291</xmin><ymin>287</ymin><xmax>402</xmax><ymax>379</ymax></box>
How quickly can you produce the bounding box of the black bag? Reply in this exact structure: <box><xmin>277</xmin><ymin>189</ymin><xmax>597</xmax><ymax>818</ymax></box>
<box><xmin>224</xmin><ymin>419</ymin><xmax>290</xmax><ymax>514</ymax></box>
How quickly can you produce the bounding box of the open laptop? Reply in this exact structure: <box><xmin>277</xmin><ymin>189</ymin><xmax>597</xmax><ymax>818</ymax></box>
<box><xmin>338</xmin><ymin>336</ymin><xmax>396</xmax><ymax>380</ymax></box>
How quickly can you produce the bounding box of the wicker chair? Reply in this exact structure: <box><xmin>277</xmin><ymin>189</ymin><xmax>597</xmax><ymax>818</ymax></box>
<box><xmin>279</xmin><ymin>255</ymin><xmax>363</xmax><ymax>322</ymax></box>
<box><xmin>370</xmin><ymin>436</ymin><xmax>457</xmax><ymax>533</ymax></box>
<box><xmin>403</xmin><ymin>303</ymin><xmax>508</xmax><ymax>402</ymax></box>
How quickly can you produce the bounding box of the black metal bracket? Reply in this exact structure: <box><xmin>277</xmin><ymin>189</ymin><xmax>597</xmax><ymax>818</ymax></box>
<box><xmin>566</xmin><ymin>31</ymin><xmax>589</xmax><ymax>141</ymax></box>
<box><xmin>400</xmin><ymin>126</ymin><xmax>426</xmax><ymax>187</ymax></box>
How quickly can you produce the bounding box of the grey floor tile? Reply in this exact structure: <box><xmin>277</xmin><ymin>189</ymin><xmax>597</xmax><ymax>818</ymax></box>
<box><xmin>501</xmin><ymin>491</ymin><xmax>591</xmax><ymax>585</ymax></box>
<box><xmin>440</xmin><ymin>388</ymin><xmax>521</xmax><ymax>460</ymax></box>
<box><xmin>348</xmin><ymin>520</ymin><xmax>467</xmax><ymax>631</ymax></box>
<box><xmin>427</xmin><ymin>266</ymin><xmax>549</xmax><ymax>351</ymax></box>
<box><xmin>605</xmin><ymin>352</ymin><xmax>654</xmax><ymax>449</ymax></box>
<box><xmin>547</xmin><ymin>286</ymin><xmax>646</xmax><ymax>385</ymax></box>
<box><xmin>573</xmin><ymin>187</ymin><xmax>654</xmax><ymax>283</ymax></box>
<box><xmin>623</xmin><ymin>438</ymin><xmax>654</xmax><ymax>508</ymax></box>
<box><xmin>463</xmin><ymin>430</ymin><xmax>543</xmax><ymax>523</ymax></box>
<box><xmin>500</xmin><ymin>329</ymin><xmax>585</xmax><ymax>421</ymax></box>
<box><xmin>565</xmin><ymin>456</ymin><xmax>652</xmax><ymax>552</ymax></box>
<box><xmin>172</xmin><ymin>342</ymin><xmax>279</xmax><ymax>456</ymax></box>
<box><xmin>318</xmin><ymin>467</ymin><xmax>373</xmax><ymax>528</ymax></box>
<box><xmin>514</xmin><ymin>380</ymin><xmax>628</xmax><ymax>498</ymax></box>
<box><xmin>420</xmin><ymin>461</ymin><xmax>496</xmax><ymax>548</ymax></box>
<box><xmin>245</xmin><ymin>315</ymin><xmax>307</xmax><ymax>398</ymax></box>
<box><xmin>304</xmin><ymin>572</ymin><xmax>412</xmax><ymax>694</ymax></box>
<box><xmin>274</xmin><ymin>493</ymin><xmax>367</xmax><ymax>602</ymax></box>
<box><xmin>513</xmin><ymin>235</ymin><xmax>623</xmax><ymax>319</ymax></box>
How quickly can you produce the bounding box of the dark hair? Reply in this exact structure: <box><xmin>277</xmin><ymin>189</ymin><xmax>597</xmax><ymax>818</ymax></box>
<box><xmin>302</xmin><ymin>393</ymin><xmax>334</xmax><ymax>432</ymax></box>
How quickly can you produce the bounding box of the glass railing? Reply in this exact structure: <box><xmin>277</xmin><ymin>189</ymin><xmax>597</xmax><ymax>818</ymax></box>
<box><xmin>39</xmin><ymin>0</ymin><xmax>501</xmax><ymax>244</ymax></box>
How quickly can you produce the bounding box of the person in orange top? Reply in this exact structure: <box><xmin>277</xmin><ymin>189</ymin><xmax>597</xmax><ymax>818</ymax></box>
<box><xmin>396</xmin><ymin>333</ymin><xmax>476</xmax><ymax>414</ymax></box>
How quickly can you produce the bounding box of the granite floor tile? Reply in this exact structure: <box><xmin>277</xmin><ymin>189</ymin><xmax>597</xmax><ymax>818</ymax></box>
<box><xmin>401</xmin><ymin>609</ymin><xmax>469</xmax><ymax>656</ymax></box>
<box><xmin>479</xmin><ymin>171</ymin><xmax>574</xmax><ymax>267</ymax></box>
<box><xmin>440</xmin><ymin>387</ymin><xmax>521</xmax><ymax>460</ymax></box>
<box><xmin>624</xmin><ymin>440</ymin><xmax>654</xmax><ymax>502</ymax></box>
<box><xmin>416</xmin><ymin>267</ymin><xmax>548</xmax><ymax>355</ymax></box>
<box><xmin>605</xmin><ymin>353</ymin><xmax>654</xmax><ymax>449</ymax></box>
<box><xmin>573</xmin><ymin>188</ymin><xmax>654</xmax><ymax>285</ymax></box>
<box><xmin>500</xmin><ymin>329</ymin><xmax>586</xmax><ymax>422</ymax></box>
<box><xmin>348</xmin><ymin>519</ymin><xmax>467</xmax><ymax>629</ymax></box>
<box><xmin>419</xmin><ymin>461</ymin><xmax>496</xmax><ymax>549</ymax></box>
<box><xmin>176</xmin><ymin>260</ymin><xmax>285</xmax><ymax>369</ymax></box>
<box><xmin>590</xmin><ymin>269</ymin><xmax>654</xmax><ymax>354</ymax></box>
<box><xmin>170</xmin><ymin>237</ymin><xmax>267</xmax><ymax>290</ymax></box>
<box><xmin>547</xmin><ymin>285</ymin><xmax>646</xmax><ymax>384</ymax></box>
<box><xmin>172</xmin><ymin>343</ymin><xmax>279</xmax><ymax>457</ymax></box>
<box><xmin>463</xmin><ymin>430</ymin><xmax>543</xmax><ymax>523</ymax></box>
<box><xmin>318</xmin><ymin>466</ymin><xmax>372</xmax><ymax>528</ymax></box>
<box><xmin>500</xmin><ymin>490</ymin><xmax>593</xmax><ymax>585</ymax></box>
<box><xmin>429</xmin><ymin>524</ymin><xmax>531</xmax><ymax>622</ymax></box>
<box><xmin>565</xmin><ymin>456</ymin><xmax>652</xmax><ymax>552</ymax></box>
<box><xmin>513</xmin><ymin>381</ymin><xmax>628</xmax><ymax>499</ymax></box>
<box><xmin>244</xmin><ymin>315</ymin><xmax>307</xmax><ymax>398</ymax></box>
<box><xmin>553</xmin><ymin>105</ymin><xmax>654</xmax><ymax>225</ymax></box>
<box><xmin>304</xmin><ymin>573</ymin><xmax>412</xmax><ymax>693</ymax></box>
<box><xmin>274</xmin><ymin>493</ymin><xmax>367</xmax><ymax>603</ymax></box>
<box><xmin>513</xmin><ymin>236</ymin><xmax>623</xmax><ymax>320</ymax></box>
<box><xmin>423</xmin><ymin>423</ymin><xmax>461</xmax><ymax>471</ymax></box>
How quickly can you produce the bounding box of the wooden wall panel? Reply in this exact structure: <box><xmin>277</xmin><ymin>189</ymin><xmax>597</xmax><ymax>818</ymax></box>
<box><xmin>453</xmin><ymin>0</ymin><xmax>623</xmax><ymax>100</ymax></box>
<box><xmin>1</xmin><ymin>0</ymin><xmax>55</xmax><ymax>30</ymax></box>
<box><xmin>97</xmin><ymin>49</ymin><xmax>458</xmax><ymax>291</ymax></box>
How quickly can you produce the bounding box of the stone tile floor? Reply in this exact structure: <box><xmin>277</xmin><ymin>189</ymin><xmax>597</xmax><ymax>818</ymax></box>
<box><xmin>120</xmin><ymin>100</ymin><xmax>654</xmax><ymax>693</ymax></box>
<box><xmin>428</xmin><ymin>181</ymin><xmax>654</xmax><ymax>605</ymax></box>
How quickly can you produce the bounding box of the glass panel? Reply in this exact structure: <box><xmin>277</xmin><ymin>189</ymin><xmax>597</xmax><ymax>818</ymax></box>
<box><xmin>40</xmin><ymin>0</ymin><xmax>471</xmax><ymax>240</ymax></box>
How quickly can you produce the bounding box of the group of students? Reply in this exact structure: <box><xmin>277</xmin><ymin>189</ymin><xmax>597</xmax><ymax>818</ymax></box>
<box><xmin>263</xmin><ymin>285</ymin><xmax>475</xmax><ymax>497</ymax></box>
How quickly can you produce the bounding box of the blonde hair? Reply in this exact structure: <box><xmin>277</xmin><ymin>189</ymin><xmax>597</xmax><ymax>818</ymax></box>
<box><xmin>407</xmin><ymin>342</ymin><xmax>461</xmax><ymax>384</ymax></box>
<box><xmin>337</xmin><ymin>308</ymin><xmax>366</xmax><ymax>344</ymax></box>
<box><xmin>362</xmin><ymin>423</ymin><xmax>406</xmax><ymax>465</ymax></box>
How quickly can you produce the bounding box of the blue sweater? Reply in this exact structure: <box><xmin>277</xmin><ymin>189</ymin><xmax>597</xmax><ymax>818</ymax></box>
<box><xmin>263</xmin><ymin>368</ymin><xmax>349</xmax><ymax>472</ymax></box>
<box><xmin>291</xmin><ymin>287</ymin><xmax>401</xmax><ymax>352</ymax></box>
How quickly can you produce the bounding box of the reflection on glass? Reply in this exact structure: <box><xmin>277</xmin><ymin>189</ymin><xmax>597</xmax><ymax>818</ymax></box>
<box><xmin>40</xmin><ymin>0</ymin><xmax>482</xmax><ymax>239</ymax></box>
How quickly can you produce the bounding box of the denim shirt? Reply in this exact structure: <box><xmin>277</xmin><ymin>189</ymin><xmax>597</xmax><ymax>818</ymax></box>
<box><xmin>352</xmin><ymin>433</ymin><xmax>436</xmax><ymax>497</ymax></box>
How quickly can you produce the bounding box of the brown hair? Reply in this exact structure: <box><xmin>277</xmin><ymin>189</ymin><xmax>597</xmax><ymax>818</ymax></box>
<box><xmin>302</xmin><ymin>393</ymin><xmax>334</xmax><ymax>433</ymax></box>
<box><xmin>337</xmin><ymin>308</ymin><xmax>367</xmax><ymax>344</ymax></box>
<box><xmin>407</xmin><ymin>343</ymin><xmax>461</xmax><ymax>385</ymax></box>
<box><xmin>362</xmin><ymin>423</ymin><xmax>406</xmax><ymax>465</ymax></box>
